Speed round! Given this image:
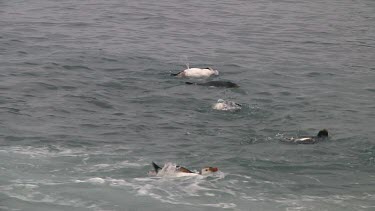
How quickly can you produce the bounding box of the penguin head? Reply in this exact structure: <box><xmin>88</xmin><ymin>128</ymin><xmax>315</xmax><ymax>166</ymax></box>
<box><xmin>317</xmin><ymin>129</ymin><xmax>329</xmax><ymax>138</ymax></box>
<box><xmin>200</xmin><ymin>167</ymin><xmax>218</xmax><ymax>175</ymax></box>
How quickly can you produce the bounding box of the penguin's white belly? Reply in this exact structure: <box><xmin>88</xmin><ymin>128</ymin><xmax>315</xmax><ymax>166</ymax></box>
<box><xmin>213</xmin><ymin>103</ymin><xmax>226</xmax><ymax>110</ymax></box>
<box><xmin>171</xmin><ymin>172</ymin><xmax>199</xmax><ymax>177</ymax></box>
<box><xmin>156</xmin><ymin>170</ymin><xmax>199</xmax><ymax>177</ymax></box>
<box><xmin>183</xmin><ymin>68</ymin><xmax>216</xmax><ymax>77</ymax></box>
<box><xmin>213</xmin><ymin>99</ymin><xmax>241</xmax><ymax>111</ymax></box>
<box><xmin>297</xmin><ymin>138</ymin><xmax>311</xmax><ymax>141</ymax></box>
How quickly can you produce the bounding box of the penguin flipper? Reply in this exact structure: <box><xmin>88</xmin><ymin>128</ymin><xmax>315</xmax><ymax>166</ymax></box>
<box><xmin>176</xmin><ymin>166</ymin><xmax>194</xmax><ymax>173</ymax></box>
<box><xmin>171</xmin><ymin>71</ymin><xmax>183</xmax><ymax>76</ymax></box>
<box><xmin>152</xmin><ymin>162</ymin><xmax>162</xmax><ymax>173</ymax></box>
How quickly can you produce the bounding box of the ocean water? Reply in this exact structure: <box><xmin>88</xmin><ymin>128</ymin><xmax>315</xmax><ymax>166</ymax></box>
<box><xmin>1</xmin><ymin>0</ymin><xmax>375</xmax><ymax>210</ymax></box>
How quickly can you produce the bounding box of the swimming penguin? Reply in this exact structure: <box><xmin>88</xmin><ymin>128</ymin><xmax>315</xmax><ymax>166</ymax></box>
<box><xmin>283</xmin><ymin>129</ymin><xmax>329</xmax><ymax>144</ymax></box>
<box><xmin>171</xmin><ymin>67</ymin><xmax>219</xmax><ymax>78</ymax></box>
<box><xmin>185</xmin><ymin>81</ymin><xmax>239</xmax><ymax>88</ymax></box>
<box><xmin>213</xmin><ymin>99</ymin><xmax>242</xmax><ymax>111</ymax></box>
<box><xmin>149</xmin><ymin>162</ymin><xmax>219</xmax><ymax>176</ymax></box>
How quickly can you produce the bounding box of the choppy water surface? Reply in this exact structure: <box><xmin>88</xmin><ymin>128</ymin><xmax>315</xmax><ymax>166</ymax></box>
<box><xmin>1</xmin><ymin>0</ymin><xmax>375</xmax><ymax>210</ymax></box>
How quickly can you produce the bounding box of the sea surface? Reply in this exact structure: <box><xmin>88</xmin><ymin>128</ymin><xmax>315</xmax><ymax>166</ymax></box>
<box><xmin>1</xmin><ymin>0</ymin><xmax>375</xmax><ymax>210</ymax></box>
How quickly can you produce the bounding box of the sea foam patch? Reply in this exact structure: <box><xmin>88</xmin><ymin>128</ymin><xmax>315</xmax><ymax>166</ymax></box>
<box><xmin>0</xmin><ymin>182</ymin><xmax>99</xmax><ymax>209</ymax></box>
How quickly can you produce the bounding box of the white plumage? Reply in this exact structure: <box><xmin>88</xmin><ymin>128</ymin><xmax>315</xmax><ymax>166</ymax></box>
<box><xmin>174</xmin><ymin>67</ymin><xmax>219</xmax><ymax>78</ymax></box>
<box><xmin>212</xmin><ymin>99</ymin><xmax>241</xmax><ymax>111</ymax></box>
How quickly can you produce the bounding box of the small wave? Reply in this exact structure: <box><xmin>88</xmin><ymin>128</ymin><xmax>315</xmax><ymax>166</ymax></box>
<box><xmin>0</xmin><ymin>145</ymin><xmax>134</xmax><ymax>160</ymax></box>
<box><xmin>86</xmin><ymin>98</ymin><xmax>114</xmax><ymax>109</ymax></box>
<box><xmin>75</xmin><ymin>177</ymin><xmax>135</xmax><ymax>188</ymax></box>
<box><xmin>62</xmin><ymin>65</ymin><xmax>92</xmax><ymax>70</ymax></box>
<box><xmin>84</xmin><ymin>160</ymin><xmax>146</xmax><ymax>173</ymax></box>
<box><xmin>34</xmin><ymin>82</ymin><xmax>59</xmax><ymax>90</ymax></box>
<box><xmin>100</xmin><ymin>57</ymin><xmax>118</xmax><ymax>62</ymax></box>
<box><xmin>98</xmin><ymin>81</ymin><xmax>126</xmax><ymax>89</ymax></box>
<box><xmin>0</xmin><ymin>145</ymin><xmax>85</xmax><ymax>158</ymax></box>
<box><xmin>365</xmin><ymin>88</ymin><xmax>375</xmax><ymax>92</ymax></box>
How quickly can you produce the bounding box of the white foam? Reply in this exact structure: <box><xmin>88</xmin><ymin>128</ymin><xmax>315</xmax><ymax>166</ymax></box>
<box><xmin>93</xmin><ymin>164</ymin><xmax>111</xmax><ymax>168</ymax></box>
<box><xmin>86</xmin><ymin>177</ymin><xmax>106</xmax><ymax>184</ymax></box>
<box><xmin>107</xmin><ymin>178</ymin><xmax>134</xmax><ymax>187</ymax></box>
<box><xmin>134</xmin><ymin>177</ymin><xmax>156</xmax><ymax>182</ymax></box>
<box><xmin>119</xmin><ymin>160</ymin><xmax>144</xmax><ymax>167</ymax></box>
<box><xmin>118</xmin><ymin>164</ymin><xmax>235</xmax><ymax>208</ymax></box>
<box><xmin>230</xmin><ymin>173</ymin><xmax>252</xmax><ymax>180</ymax></box>
<box><xmin>13</xmin><ymin>183</ymin><xmax>39</xmax><ymax>189</ymax></box>
<box><xmin>85</xmin><ymin>160</ymin><xmax>145</xmax><ymax>173</ymax></box>
<box><xmin>201</xmin><ymin>203</ymin><xmax>237</xmax><ymax>209</ymax></box>
<box><xmin>0</xmin><ymin>145</ymin><xmax>87</xmax><ymax>158</ymax></box>
<box><xmin>137</xmin><ymin>184</ymin><xmax>158</xmax><ymax>196</ymax></box>
<box><xmin>0</xmin><ymin>145</ymin><xmax>134</xmax><ymax>160</ymax></box>
<box><xmin>0</xmin><ymin>183</ymin><xmax>94</xmax><ymax>208</ymax></box>
<box><xmin>74</xmin><ymin>177</ymin><xmax>134</xmax><ymax>188</ymax></box>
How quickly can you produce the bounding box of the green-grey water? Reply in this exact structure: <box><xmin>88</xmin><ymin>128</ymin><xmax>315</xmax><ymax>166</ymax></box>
<box><xmin>1</xmin><ymin>0</ymin><xmax>375</xmax><ymax>210</ymax></box>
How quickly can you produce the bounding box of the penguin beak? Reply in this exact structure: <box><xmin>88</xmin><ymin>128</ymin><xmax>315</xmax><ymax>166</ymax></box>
<box><xmin>210</xmin><ymin>167</ymin><xmax>218</xmax><ymax>172</ymax></box>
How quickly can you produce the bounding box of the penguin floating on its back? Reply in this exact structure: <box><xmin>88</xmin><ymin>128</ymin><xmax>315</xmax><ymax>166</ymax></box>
<box><xmin>149</xmin><ymin>162</ymin><xmax>219</xmax><ymax>176</ymax></box>
<box><xmin>283</xmin><ymin>129</ymin><xmax>329</xmax><ymax>144</ymax></box>
<box><xmin>212</xmin><ymin>99</ymin><xmax>242</xmax><ymax>111</ymax></box>
<box><xmin>171</xmin><ymin>67</ymin><xmax>219</xmax><ymax>78</ymax></box>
